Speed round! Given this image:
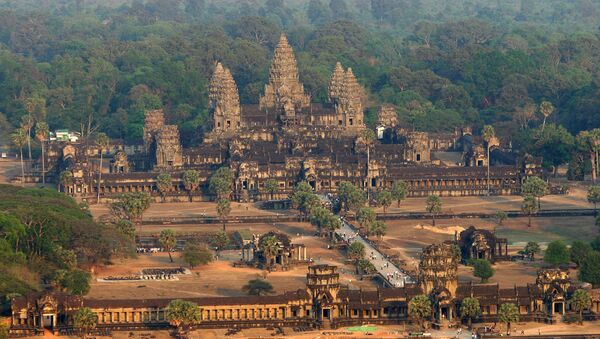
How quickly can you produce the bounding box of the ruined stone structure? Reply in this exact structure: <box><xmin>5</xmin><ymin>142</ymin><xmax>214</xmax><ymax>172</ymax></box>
<box><xmin>457</xmin><ymin>226</ymin><xmax>510</xmax><ymax>263</ymax></box>
<box><xmin>241</xmin><ymin>231</ymin><xmax>308</xmax><ymax>269</ymax></box>
<box><xmin>11</xmin><ymin>260</ymin><xmax>599</xmax><ymax>336</ymax></box>
<box><xmin>42</xmin><ymin>34</ymin><xmax>544</xmax><ymax>203</ymax></box>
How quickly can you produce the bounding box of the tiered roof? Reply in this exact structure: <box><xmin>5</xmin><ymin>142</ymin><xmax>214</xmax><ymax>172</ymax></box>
<box><xmin>209</xmin><ymin>62</ymin><xmax>240</xmax><ymax>117</ymax></box>
<box><xmin>259</xmin><ymin>34</ymin><xmax>310</xmax><ymax>113</ymax></box>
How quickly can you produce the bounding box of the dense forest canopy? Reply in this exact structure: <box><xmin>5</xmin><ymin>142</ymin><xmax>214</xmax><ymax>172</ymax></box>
<box><xmin>0</xmin><ymin>0</ymin><xmax>600</xmax><ymax>150</ymax></box>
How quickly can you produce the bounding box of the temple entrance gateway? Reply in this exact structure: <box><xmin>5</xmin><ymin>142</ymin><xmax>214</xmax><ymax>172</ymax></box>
<box><xmin>42</xmin><ymin>314</ymin><xmax>55</xmax><ymax>328</ymax></box>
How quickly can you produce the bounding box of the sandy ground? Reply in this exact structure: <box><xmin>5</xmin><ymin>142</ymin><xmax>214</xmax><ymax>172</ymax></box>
<box><xmin>88</xmin><ymin>232</ymin><xmax>377</xmax><ymax>300</ymax></box>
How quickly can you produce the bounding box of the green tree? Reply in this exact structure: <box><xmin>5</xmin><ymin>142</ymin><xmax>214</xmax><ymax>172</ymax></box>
<box><xmin>523</xmin><ymin>241</ymin><xmax>540</xmax><ymax>261</ymax></box>
<box><xmin>216</xmin><ymin>198</ymin><xmax>231</xmax><ymax>231</ymax></box>
<box><xmin>109</xmin><ymin>192</ymin><xmax>152</xmax><ymax>226</ymax></box>
<box><xmin>498</xmin><ymin>303</ymin><xmax>519</xmax><ymax>335</ymax></box>
<box><xmin>587</xmin><ymin>185</ymin><xmax>600</xmax><ymax>214</ymax></box>
<box><xmin>166</xmin><ymin>299</ymin><xmax>201</xmax><ymax>337</ymax></box>
<box><xmin>521</xmin><ymin>195</ymin><xmax>538</xmax><ymax>227</ymax></box>
<box><xmin>182</xmin><ymin>243</ymin><xmax>212</xmax><ymax>269</ymax></box>
<box><xmin>472</xmin><ymin>259</ymin><xmax>494</xmax><ymax>283</ymax></box>
<box><xmin>159</xmin><ymin>229</ymin><xmax>177</xmax><ymax>263</ymax></box>
<box><xmin>391</xmin><ymin>180</ymin><xmax>408</xmax><ymax>208</ymax></box>
<box><xmin>570</xmin><ymin>241</ymin><xmax>593</xmax><ymax>267</ymax></box>
<box><xmin>338</xmin><ymin>182</ymin><xmax>366</xmax><ymax>213</ymax></box>
<box><xmin>544</xmin><ymin>240</ymin><xmax>570</xmax><ymax>267</ymax></box>
<box><xmin>209</xmin><ymin>167</ymin><xmax>233</xmax><ymax>199</ymax></box>
<box><xmin>356</xmin><ymin>207</ymin><xmax>376</xmax><ymax>234</ymax></box>
<box><xmin>482</xmin><ymin>125</ymin><xmax>495</xmax><ymax>195</ymax></box>
<box><xmin>259</xmin><ymin>235</ymin><xmax>279</xmax><ymax>270</ymax></box>
<box><xmin>61</xmin><ymin>269</ymin><xmax>91</xmax><ymax>295</ymax></box>
<box><xmin>11</xmin><ymin>128</ymin><xmax>27</xmax><ymax>186</ymax></box>
<box><xmin>579</xmin><ymin>251</ymin><xmax>600</xmax><ymax>287</ymax></box>
<box><xmin>371</xmin><ymin>220</ymin><xmax>387</xmax><ymax>240</ymax></box>
<box><xmin>156</xmin><ymin>172</ymin><xmax>172</xmax><ymax>202</ymax></box>
<box><xmin>35</xmin><ymin>122</ymin><xmax>49</xmax><ymax>185</ymax></box>
<box><xmin>408</xmin><ymin>294</ymin><xmax>432</xmax><ymax>330</ymax></box>
<box><xmin>95</xmin><ymin>133</ymin><xmax>109</xmax><ymax>203</ymax></box>
<box><xmin>377</xmin><ymin>190</ymin><xmax>393</xmax><ymax>213</ymax></box>
<box><xmin>182</xmin><ymin>169</ymin><xmax>200</xmax><ymax>202</ymax></box>
<box><xmin>570</xmin><ymin>289</ymin><xmax>591</xmax><ymax>324</ymax></box>
<box><xmin>522</xmin><ymin>176</ymin><xmax>549</xmax><ymax>209</ymax></box>
<box><xmin>347</xmin><ymin>241</ymin><xmax>365</xmax><ymax>262</ymax></box>
<box><xmin>212</xmin><ymin>230</ymin><xmax>229</xmax><ymax>255</ymax></box>
<box><xmin>264</xmin><ymin>179</ymin><xmax>279</xmax><ymax>200</ymax></box>
<box><xmin>73</xmin><ymin>307</ymin><xmax>97</xmax><ymax>339</ymax></box>
<box><xmin>242</xmin><ymin>279</ymin><xmax>275</xmax><ymax>296</ymax></box>
<box><xmin>494</xmin><ymin>211</ymin><xmax>507</xmax><ymax>225</ymax></box>
<box><xmin>460</xmin><ymin>297</ymin><xmax>481</xmax><ymax>329</ymax></box>
<box><xmin>426</xmin><ymin>195</ymin><xmax>442</xmax><ymax>226</ymax></box>
<box><xmin>291</xmin><ymin>182</ymin><xmax>319</xmax><ymax>218</ymax></box>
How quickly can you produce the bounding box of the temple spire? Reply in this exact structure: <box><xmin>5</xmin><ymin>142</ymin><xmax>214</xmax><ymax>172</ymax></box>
<box><xmin>209</xmin><ymin>62</ymin><xmax>241</xmax><ymax>132</ymax></box>
<box><xmin>259</xmin><ymin>34</ymin><xmax>310</xmax><ymax>120</ymax></box>
<box><xmin>328</xmin><ymin>62</ymin><xmax>345</xmax><ymax>102</ymax></box>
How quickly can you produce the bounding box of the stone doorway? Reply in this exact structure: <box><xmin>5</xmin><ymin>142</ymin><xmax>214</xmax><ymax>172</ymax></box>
<box><xmin>42</xmin><ymin>314</ymin><xmax>55</xmax><ymax>329</ymax></box>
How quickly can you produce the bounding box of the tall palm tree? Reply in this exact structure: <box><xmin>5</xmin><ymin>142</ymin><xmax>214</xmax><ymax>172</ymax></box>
<box><xmin>482</xmin><ymin>125</ymin><xmax>495</xmax><ymax>196</ymax></box>
<box><xmin>20</xmin><ymin>114</ymin><xmax>34</xmax><ymax>161</ymax></box>
<box><xmin>539</xmin><ymin>101</ymin><xmax>554</xmax><ymax>132</ymax></box>
<box><xmin>11</xmin><ymin>128</ymin><xmax>28</xmax><ymax>187</ymax></box>
<box><xmin>96</xmin><ymin>133</ymin><xmax>109</xmax><ymax>203</ymax></box>
<box><xmin>182</xmin><ymin>169</ymin><xmax>200</xmax><ymax>202</ymax></box>
<box><xmin>259</xmin><ymin>235</ymin><xmax>279</xmax><ymax>270</ymax></box>
<box><xmin>35</xmin><ymin>122</ymin><xmax>49</xmax><ymax>185</ymax></box>
<box><xmin>73</xmin><ymin>307</ymin><xmax>98</xmax><ymax>339</ymax></box>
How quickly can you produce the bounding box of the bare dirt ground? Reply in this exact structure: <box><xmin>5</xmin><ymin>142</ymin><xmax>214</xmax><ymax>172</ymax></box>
<box><xmin>0</xmin><ymin>158</ymin><xmax>22</xmax><ymax>183</ymax></box>
<box><xmin>372</xmin><ymin>185</ymin><xmax>592</xmax><ymax>214</ymax></box>
<box><xmin>88</xmin><ymin>229</ymin><xmax>376</xmax><ymax>301</ymax></box>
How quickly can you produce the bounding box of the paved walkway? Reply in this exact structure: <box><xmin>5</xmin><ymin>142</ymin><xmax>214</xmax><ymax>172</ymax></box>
<box><xmin>335</xmin><ymin>217</ymin><xmax>415</xmax><ymax>288</ymax></box>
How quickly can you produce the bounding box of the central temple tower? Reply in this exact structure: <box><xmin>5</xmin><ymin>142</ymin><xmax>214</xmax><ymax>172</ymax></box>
<box><xmin>259</xmin><ymin>34</ymin><xmax>310</xmax><ymax>125</ymax></box>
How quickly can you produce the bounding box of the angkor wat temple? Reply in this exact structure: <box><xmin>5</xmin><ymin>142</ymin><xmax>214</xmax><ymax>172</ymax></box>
<box><xmin>11</xmin><ymin>247</ymin><xmax>600</xmax><ymax>335</ymax></box>
<box><xmin>39</xmin><ymin>34</ymin><xmax>542</xmax><ymax>202</ymax></box>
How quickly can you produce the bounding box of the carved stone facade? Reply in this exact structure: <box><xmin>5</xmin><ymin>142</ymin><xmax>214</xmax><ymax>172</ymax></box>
<box><xmin>209</xmin><ymin>62</ymin><xmax>241</xmax><ymax>134</ymax></box>
<box><xmin>458</xmin><ymin>226</ymin><xmax>509</xmax><ymax>263</ymax></box>
<box><xmin>12</xmin><ymin>263</ymin><xmax>599</xmax><ymax>336</ymax></box>
<box><xmin>143</xmin><ymin>109</ymin><xmax>165</xmax><ymax>152</ymax></box>
<box><xmin>259</xmin><ymin>34</ymin><xmax>310</xmax><ymax>124</ymax></box>
<box><xmin>155</xmin><ymin>125</ymin><xmax>183</xmax><ymax>169</ymax></box>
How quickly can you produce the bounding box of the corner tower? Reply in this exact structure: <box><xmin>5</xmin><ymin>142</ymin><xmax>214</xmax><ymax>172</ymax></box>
<box><xmin>259</xmin><ymin>34</ymin><xmax>310</xmax><ymax>125</ymax></box>
<box><xmin>209</xmin><ymin>62</ymin><xmax>241</xmax><ymax>133</ymax></box>
<box><xmin>328</xmin><ymin>63</ymin><xmax>366</xmax><ymax>129</ymax></box>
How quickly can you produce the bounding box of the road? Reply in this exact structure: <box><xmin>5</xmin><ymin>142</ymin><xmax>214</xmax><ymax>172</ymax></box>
<box><xmin>335</xmin><ymin>217</ymin><xmax>415</xmax><ymax>288</ymax></box>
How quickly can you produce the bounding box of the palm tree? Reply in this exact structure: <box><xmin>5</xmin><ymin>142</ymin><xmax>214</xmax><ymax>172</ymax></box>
<box><xmin>482</xmin><ymin>125</ymin><xmax>495</xmax><ymax>196</ymax></box>
<box><xmin>35</xmin><ymin>122</ymin><xmax>49</xmax><ymax>185</ymax></box>
<box><xmin>216</xmin><ymin>198</ymin><xmax>231</xmax><ymax>231</ymax></box>
<box><xmin>19</xmin><ymin>114</ymin><xmax>34</xmax><ymax>161</ymax></box>
<box><xmin>156</xmin><ymin>172</ymin><xmax>172</xmax><ymax>202</ymax></box>
<box><xmin>521</xmin><ymin>195</ymin><xmax>538</xmax><ymax>227</ymax></box>
<box><xmin>498</xmin><ymin>303</ymin><xmax>519</xmax><ymax>335</ymax></box>
<box><xmin>182</xmin><ymin>169</ymin><xmax>200</xmax><ymax>202</ymax></box>
<box><xmin>11</xmin><ymin>128</ymin><xmax>28</xmax><ymax>187</ymax></box>
<box><xmin>571</xmin><ymin>289</ymin><xmax>591</xmax><ymax>325</ymax></box>
<box><xmin>539</xmin><ymin>101</ymin><xmax>554</xmax><ymax>132</ymax></box>
<box><xmin>73</xmin><ymin>307</ymin><xmax>98</xmax><ymax>339</ymax></box>
<box><xmin>96</xmin><ymin>133</ymin><xmax>109</xmax><ymax>203</ymax></box>
<box><xmin>408</xmin><ymin>295</ymin><xmax>432</xmax><ymax>330</ymax></box>
<box><xmin>259</xmin><ymin>235</ymin><xmax>279</xmax><ymax>270</ymax></box>
<box><xmin>460</xmin><ymin>297</ymin><xmax>481</xmax><ymax>329</ymax></box>
<box><xmin>165</xmin><ymin>299</ymin><xmax>201</xmax><ymax>338</ymax></box>
<box><xmin>159</xmin><ymin>229</ymin><xmax>177</xmax><ymax>262</ymax></box>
